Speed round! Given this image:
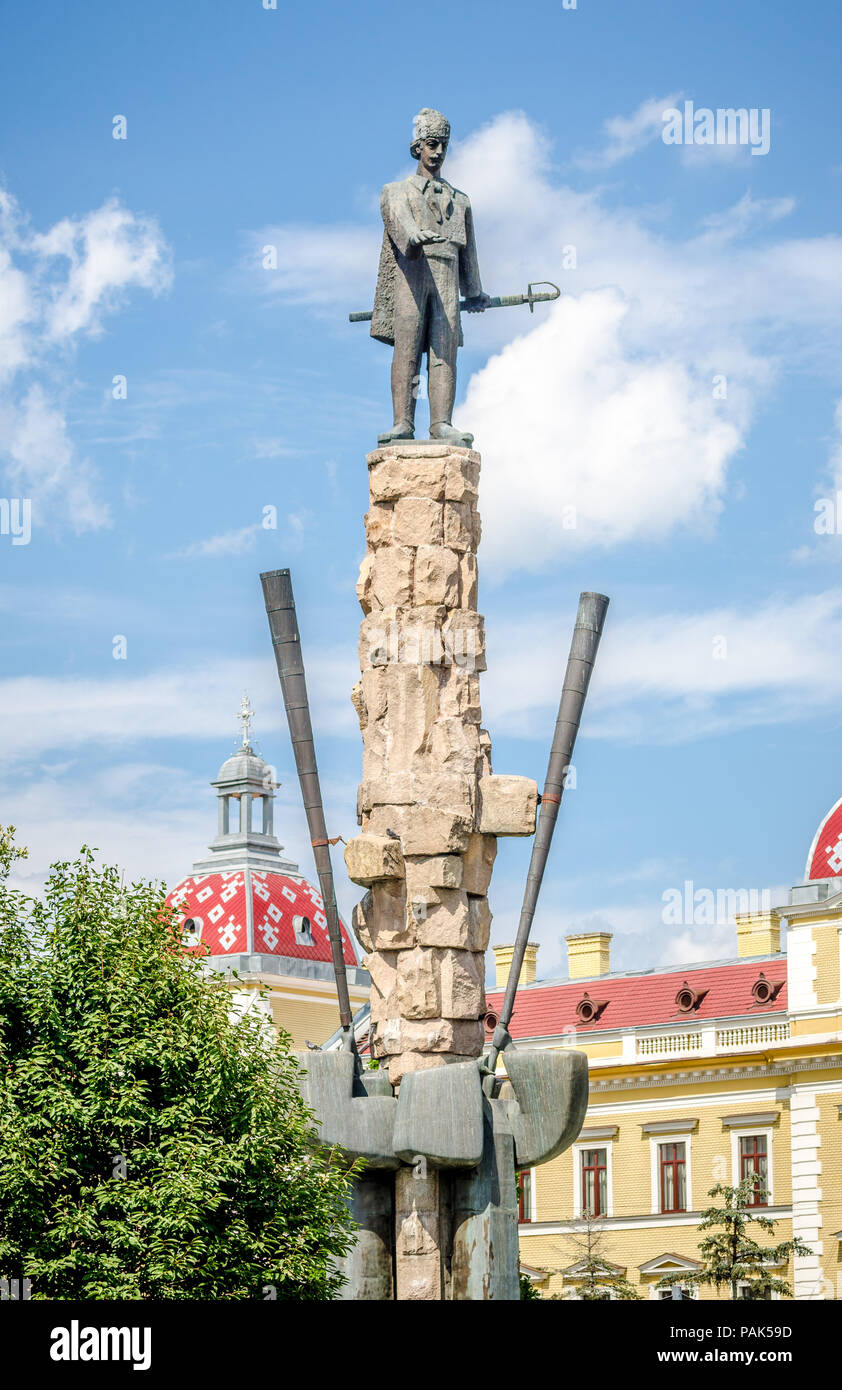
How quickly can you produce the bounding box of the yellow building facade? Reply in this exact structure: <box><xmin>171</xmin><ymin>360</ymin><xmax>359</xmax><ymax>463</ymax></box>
<box><xmin>487</xmin><ymin>798</ymin><xmax>842</xmax><ymax>1300</ymax></box>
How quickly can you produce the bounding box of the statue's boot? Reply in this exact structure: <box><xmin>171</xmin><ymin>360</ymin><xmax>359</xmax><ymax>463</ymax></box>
<box><xmin>378</xmin><ymin>420</ymin><xmax>415</xmax><ymax>445</ymax></box>
<box><xmin>430</xmin><ymin>421</ymin><xmax>474</xmax><ymax>447</ymax></box>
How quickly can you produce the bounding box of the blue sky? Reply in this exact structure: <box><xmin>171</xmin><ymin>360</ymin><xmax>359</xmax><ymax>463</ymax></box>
<box><xmin>2</xmin><ymin>0</ymin><xmax>842</xmax><ymax>978</ymax></box>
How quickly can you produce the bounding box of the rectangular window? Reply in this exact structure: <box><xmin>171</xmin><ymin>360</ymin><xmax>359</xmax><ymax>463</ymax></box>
<box><xmin>739</xmin><ymin>1135</ymin><xmax>768</xmax><ymax>1206</ymax></box>
<box><xmin>659</xmin><ymin>1142</ymin><xmax>686</xmax><ymax>1213</ymax></box>
<box><xmin>581</xmin><ymin>1147</ymin><xmax>608</xmax><ymax>1217</ymax></box>
<box><xmin>736</xmin><ymin>1281</ymin><xmax>772</xmax><ymax>1300</ymax></box>
<box><xmin>518</xmin><ymin>1169</ymin><xmax>532</xmax><ymax>1223</ymax></box>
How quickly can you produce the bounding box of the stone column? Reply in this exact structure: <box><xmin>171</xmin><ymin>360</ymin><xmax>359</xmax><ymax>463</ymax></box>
<box><xmin>346</xmin><ymin>443</ymin><xmax>536</xmax><ymax>1088</ymax></box>
<box><xmin>394</xmin><ymin>1166</ymin><xmax>442</xmax><ymax>1300</ymax></box>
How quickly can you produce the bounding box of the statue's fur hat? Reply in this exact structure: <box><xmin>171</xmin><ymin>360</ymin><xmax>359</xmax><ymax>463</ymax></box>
<box><xmin>410</xmin><ymin>108</ymin><xmax>450</xmax><ymax>156</ymax></box>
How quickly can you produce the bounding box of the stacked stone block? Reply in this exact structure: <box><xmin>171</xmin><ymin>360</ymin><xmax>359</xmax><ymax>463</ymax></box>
<box><xmin>346</xmin><ymin>443</ymin><xmax>537</xmax><ymax>1086</ymax></box>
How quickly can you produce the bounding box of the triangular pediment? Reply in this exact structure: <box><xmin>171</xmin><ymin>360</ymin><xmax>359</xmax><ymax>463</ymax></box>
<box><xmin>563</xmin><ymin>1257</ymin><xmax>625</xmax><ymax>1277</ymax></box>
<box><xmin>638</xmin><ymin>1252</ymin><xmax>703</xmax><ymax>1275</ymax></box>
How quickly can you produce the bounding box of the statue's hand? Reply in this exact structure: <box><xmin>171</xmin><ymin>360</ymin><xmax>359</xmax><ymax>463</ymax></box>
<box><xmin>464</xmin><ymin>292</ymin><xmax>492</xmax><ymax>313</ymax></box>
<box><xmin>410</xmin><ymin>229</ymin><xmax>445</xmax><ymax>246</ymax></box>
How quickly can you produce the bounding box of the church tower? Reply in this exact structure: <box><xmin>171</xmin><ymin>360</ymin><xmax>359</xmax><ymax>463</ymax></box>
<box><xmin>166</xmin><ymin>696</ymin><xmax>369</xmax><ymax>1045</ymax></box>
<box><xmin>191</xmin><ymin>694</ymin><xmax>298</xmax><ymax>879</ymax></box>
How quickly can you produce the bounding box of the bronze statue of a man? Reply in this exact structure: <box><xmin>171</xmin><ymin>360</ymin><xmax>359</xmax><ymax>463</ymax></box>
<box><xmin>371</xmin><ymin>109</ymin><xmax>490</xmax><ymax>447</ymax></box>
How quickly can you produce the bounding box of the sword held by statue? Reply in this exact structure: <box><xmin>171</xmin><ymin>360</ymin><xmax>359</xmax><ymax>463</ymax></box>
<box><xmin>348</xmin><ymin>279</ymin><xmax>560</xmax><ymax>323</ymax></box>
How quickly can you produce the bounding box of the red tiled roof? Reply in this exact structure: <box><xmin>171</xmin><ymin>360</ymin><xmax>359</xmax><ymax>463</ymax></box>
<box><xmin>167</xmin><ymin>869</ymin><xmax>356</xmax><ymax>965</ymax></box>
<box><xmin>485</xmin><ymin>956</ymin><xmax>787</xmax><ymax>1039</ymax></box>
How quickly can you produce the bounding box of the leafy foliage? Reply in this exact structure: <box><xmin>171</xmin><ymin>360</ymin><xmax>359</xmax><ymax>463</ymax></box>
<box><xmin>557</xmin><ymin>1209</ymin><xmax>643</xmax><ymax>1300</ymax></box>
<box><xmin>519</xmin><ymin>1269</ymin><xmax>542</xmax><ymax>1300</ymax></box>
<box><xmin>658</xmin><ymin>1176</ymin><xmax>812</xmax><ymax>1300</ymax></box>
<box><xmin>0</xmin><ymin>832</ymin><xmax>357</xmax><ymax>1299</ymax></box>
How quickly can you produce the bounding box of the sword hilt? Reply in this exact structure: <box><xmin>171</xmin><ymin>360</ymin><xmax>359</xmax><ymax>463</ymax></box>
<box><xmin>527</xmin><ymin>280</ymin><xmax>560</xmax><ymax>312</ymax></box>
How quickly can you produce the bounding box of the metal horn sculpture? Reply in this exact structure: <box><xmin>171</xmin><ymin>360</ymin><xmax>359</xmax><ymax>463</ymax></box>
<box><xmin>486</xmin><ymin>590</ymin><xmax>610</xmax><ymax>1073</ymax></box>
<box><xmin>260</xmin><ymin>568</ymin><xmax>356</xmax><ymax>1052</ymax></box>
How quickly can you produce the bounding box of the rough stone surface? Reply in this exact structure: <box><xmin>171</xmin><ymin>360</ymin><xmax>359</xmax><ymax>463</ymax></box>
<box><xmin>370</xmin><ymin>454</ymin><xmax>447</xmax><ymax>503</ymax></box>
<box><xmin>415</xmin><ymin>890</ymin><xmax>472</xmax><ymax>948</ymax></box>
<box><xmin>440</xmin><ymin>949</ymin><xmax>484</xmax><ymax>1018</ymax></box>
<box><xmin>392</xmin><ymin>496</ymin><xmax>443</xmax><ymax>548</ymax></box>
<box><xmin>461</xmin><ymin>833</ymin><xmax>497</xmax><ymax>896</ymax></box>
<box><xmin>353</xmin><ymin>445</ymin><xmax>535</xmax><ymax>1080</ymax></box>
<box><xmin>477</xmin><ymin>774</ymin><xmax>538</xmax><ymax>836</ymax></box>
<box><xmin>394</xmin><ymin>1168</ymin><xmax>442</xmax><ymax>1300</ymax></box>
<box><xmin>405</xmin><ymin>853</ymin><xmax>463</xmax><ymax>890</ymax></box>
<box><xmin>414</xmin><ymin>545</ymin><xmax>460</xmax><ymax>607</ymax></box>
<box><xmin>345</xmin><ymin>834</ymin><xmax>405</xmax><ymax>886</ymax></box>
<box><xmin>366</xmin><ymin>950</ymin><xmax>399</xmax><ymax>1025</ymax></box>
<box><xmin>371</xmin><ymin>546</ymin><xmax>414</xmax><ymax>609</ymax></box>
<box><xmin>397</xmin><ymin>946</ymin><xmax>441</xmax><ymax>1018</ymax></box>
<box><xmin>367</xmin><ymin>804</ymin><xmax>472</xmax><ymax>857</ymax></box>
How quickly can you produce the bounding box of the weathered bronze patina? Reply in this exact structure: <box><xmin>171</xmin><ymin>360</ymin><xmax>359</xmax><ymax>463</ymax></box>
<box><xmin>371</xmin><ymin>109</ymin><xmax>490</xmax><ymax>448</ymax></box>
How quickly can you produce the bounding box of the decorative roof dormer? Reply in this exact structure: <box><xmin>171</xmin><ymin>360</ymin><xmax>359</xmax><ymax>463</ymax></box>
<box><xmin>750</xmin><ymin>971</ymin><xmax>782</xmax><ymax>1006</ymax></box>
<box><xmin>674</xmin><ymin>981</ymin><xmax>707</xmax><ymax>1013</ymax></box>
<box><xmin>576</xmin><ymin>992</ymin><xmax>607</xmax><ymax>1024</ymax></box>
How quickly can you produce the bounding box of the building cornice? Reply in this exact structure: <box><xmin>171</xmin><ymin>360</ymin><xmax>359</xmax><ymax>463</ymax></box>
<box><xmin>206</xmin><ymin>952</ymin><xmax>370</xmax><ymax>991</ymax></box>
<box><xmin>589</xmin><ymin>1051</ymin><xmax>842</xmax><ymax>1094</ymax></box>
<box><xmin>520</xmin><ymin>1206</ymin><xmax>794</xmax><ymax>1237</ymax></box>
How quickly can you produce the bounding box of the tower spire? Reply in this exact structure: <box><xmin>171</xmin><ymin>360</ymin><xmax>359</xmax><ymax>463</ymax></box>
<box><xmin>190</xmin><ymin>699</ymin><xmax>296</xmax><ymax>876</ymax></box>
<box><xmin>237</xmin><ymin>692</ymin><xmax>255</xmax><ymax>751</ymax></box>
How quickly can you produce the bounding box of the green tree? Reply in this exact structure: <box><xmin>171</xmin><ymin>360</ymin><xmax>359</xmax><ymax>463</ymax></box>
<box><xmin>658</xmin><ymin>1176</ymin><xmax>812</xmax><ymax>1301</ymax></box>
<box><xmin>556</xmin><ymin>1209</ymin><xmax>643</xmax><ymax>1300</ymax></box>
<box><xmin>0</xmin><ymin>832</ymin><xmax>357</xmax><ymax>1299</ymax></box>
<box><xmin>519</xmin><ymin>1268</ymin><xmax>542</xmax><ymax>1300</ymax></box>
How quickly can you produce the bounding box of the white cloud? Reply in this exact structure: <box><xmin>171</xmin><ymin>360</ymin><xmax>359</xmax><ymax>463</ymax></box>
<box><xmin>1</xmin><ymin>757</ymin><xmax>359</xmax><ymax>906</ymax></box>
<box><xmin>4</xmin><ymin>585</ymin><xmax>842</xmax><ymax>804</ymax></box>
<box><xmin>699</xmin><ymin>191</ymin><xmax>795</xmax><ymax>243</ymax></box>
<box><xmin>829</xmin><ymin>400</ymin><xmax>842</xmax><ymax>495</ymax></box>
<box><xmin>0</xmin><ymin>652</ymin><xmax>358</xmax><ymax>766</ymax></box>
<box><xmin>490</xmin><ymin>897</ymin><xmax>750</xmax><ymax>980</ymax></box>
<box><xmin>0</xmin><ymin>383</ymin><xmax>108</xmax><ymax>530</ymax></box>
<box><xmin>175</xmin><ymin>523</ymin><xmax>263</xmax><ymax>558</ymax></box>
<box><xmin>248</xmin><ymin>223</ymin><xmax>378</xmax><ymax>311</ymax></box>
<box><xmin>464</xmin><ymin>289</ymin><xmax>739</xmax><ymax>570</ymax></box>
<box><xmin>485</xmin><ymin>589</ymin><xmax>842</xmax><ymax>742</ymax></box>
<box><xmin>2</xmin><ymin>762</ymin><xmax>206</xmax><ymax>896</ymax></box>
<box><xmin>29</xmin><ymin>198</ymin><xmax>171</xmax><ymax>342</ymax></box>
<box><xmin>0</xmin><ymin>190</ymin><xmax>171</xmax><ymax>529</ymax></box>
<box><xmin>788</xmin><ymin>398</ymin><xmax>842</xmax><ymax>563</ymax></box>
<box><xmin>446</xmin><ymin>114</ymin><xmax>842</xmax><ymax>576</ymax></box>
<box><xmin>249</xmin><ymin>110</ymin><xmax>842</xmax><ymax>575</ymax></box>
<box><xmin>575</xmin><ymin>92</ymin><xmax>682</xmax><ymax>168</ymax></box>
<box><xmin>678</xmin><ymin>138</ymin><xmax>755</xmax><ymax>169</ymax></box>
<box><xmin>170</xmin><ymin>510</ymin><xmax>312</xmax><ymax>559</ymax></box>
<box><xmin>249</xmin><ymin>436</ymin><xmax>300</xmax><ymax>459</ymax></box>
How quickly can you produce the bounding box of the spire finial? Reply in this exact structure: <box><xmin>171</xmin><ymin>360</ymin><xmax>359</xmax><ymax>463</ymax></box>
<box><xmin>237</xmin><ymin>692</ymin><xmax>255</xmax><ymax>750</ymax></box>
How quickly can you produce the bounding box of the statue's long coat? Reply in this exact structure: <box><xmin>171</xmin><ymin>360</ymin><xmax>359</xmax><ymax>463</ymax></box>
<box><xmin>370</xmin><ymin>174</ymin><xmax>483</xmax><ymax>346</ymax></box>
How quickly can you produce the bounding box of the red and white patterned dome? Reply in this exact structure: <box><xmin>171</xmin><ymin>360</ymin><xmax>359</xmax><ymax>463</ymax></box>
<box><xmin>169</xmin><ymin>697</ymin><xmax>358</xmax><ymax>969</ymax></box>
<box><xmin>167</xmin><ymin>869</ymin><xmax>357</xmax><ymax>965</ymax></box>
<box><xmin>805</xmin><ymin>796</ymin><xmax>842</xmax><ymax>881</ymax></box>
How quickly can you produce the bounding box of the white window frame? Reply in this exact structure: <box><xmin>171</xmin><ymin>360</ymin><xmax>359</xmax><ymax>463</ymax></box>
<box><xmin>573</xmin><ymin>1140</ymin><xmax>614</xmax><ymax>1219</ymax></box>
<box><xmin>650</xmin><ymin>1134</ymin><xmax>693</xmax><ymax>1215</ymax></box>
<box><xmin>650</xmin><ymin>1283</ymin><xmax>698</xmax><ymax>1301</ymax></box>
<box><xmin>565</xmin><ymin>1285</ymin><xmax>619</xmax><ymax>1301</ymax></box>
<box><xmin>733</xmin><ymin>1280</ymin><xmax>780</xmax><ymax>1301</ymax></box>
<box><xmin>730</xmin><ymin>1127</ymin><xmax>774</xmax><ymax>1206</ymax></box>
